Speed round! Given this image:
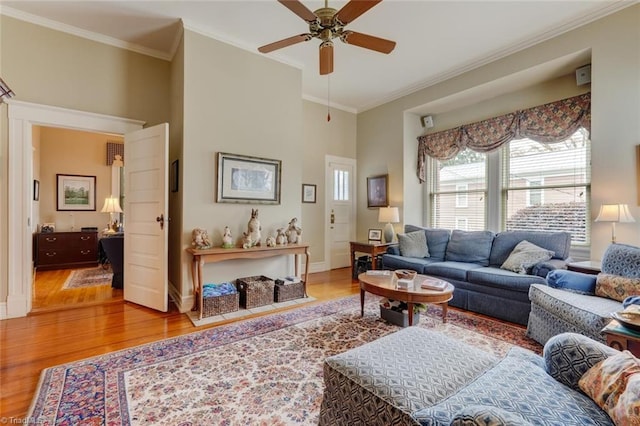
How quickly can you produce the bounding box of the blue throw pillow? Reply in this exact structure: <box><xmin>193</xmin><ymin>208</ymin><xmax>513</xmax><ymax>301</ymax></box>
<box><xmin>546</xmin><ymin>270</ymin><xmax>596</xmax><ymax>295</ymax></box>
<box><xmin>623</xmin><ymin>295</ymin><xmax>640</xmax><ymax>308</ymax></box>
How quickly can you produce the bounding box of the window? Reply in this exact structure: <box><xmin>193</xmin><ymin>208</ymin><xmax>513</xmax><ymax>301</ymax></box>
<box><xmin>430</xmin><ymin>149</ymin><xmax>487</xmax><ymax>231</ymax></box>
<box><xmin>503</xmin><ymin>130</ymin><xmax>590</xmax><ymax>244</ymax></box>
<box><xmin>333</xmin><ymin>169</ymin><xmax>350</xmax><ymax>201</ymax></box>
<box><xmin>428</xmin><ymin>129</ymin><xmax>591</xmax><ymax>245</ymax></box>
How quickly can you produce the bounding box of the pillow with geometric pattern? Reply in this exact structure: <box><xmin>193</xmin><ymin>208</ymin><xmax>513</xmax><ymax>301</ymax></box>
<box><xmin>578</xmin><ymin>350</ymin><xmax>640</xmax><ymax>426</ymax></box>
<box><xmin>595</xmin><ymin>273</ymin><xmax>640</xmax><ymax>302</ymax></box>
<box><xmin>501</xmin><ymin>240</ymin><xmax>554</xmax><ymax>275</ymax></box>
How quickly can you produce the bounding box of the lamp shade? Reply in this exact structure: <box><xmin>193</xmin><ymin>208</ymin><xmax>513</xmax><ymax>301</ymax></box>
<box><xmin>595</xmin><ymin>204</ymin><xmax>635</xmax><ymax>223</ymax></box>
<box><xmin>101</xmin><ymin>196</ymin><xmax>123</xmax><ymax>214</ymax></box>
<box><xmin>378</xmin><ymin>207</ymin><xmax>399</xmax><ymax>223</ymax></box>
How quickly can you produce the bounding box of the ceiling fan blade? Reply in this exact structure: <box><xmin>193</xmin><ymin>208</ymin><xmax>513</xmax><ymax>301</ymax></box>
<box><xmin>278</xmin><ymin>0</ymin><xmax>318</xmax><ymax>23</ymax></box>
<box><xmin>342</xmin><ymin>31</ymin><xmax>396</xmax><ymax>54</ymax></box>
<box><xmin>334</xmin><ymin>0</ymin><xmax>382</xmax><ymax>25</ymax></box>
<box><xmin>319</xmin><ymin>41</ymin><xmax>334</xmax><ymax>75</ymax></box>
<box><xmin>258</xmin><ymin>34</ymin><xmax>312</xmax><ymax>53</ymax></box>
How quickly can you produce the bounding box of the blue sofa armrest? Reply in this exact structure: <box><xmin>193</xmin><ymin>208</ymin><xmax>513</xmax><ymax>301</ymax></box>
<box><xmin>531</xmin><ymin>258</ymin><xmax>569</xmax><ymax>278</ymax></box>
<box><xmin>450</xmin><ymin>405</ymin><xmax>534</xmax><ymax>426</ymax></box>
<box><xmin>544</xmin><ymin>332</ymin><xmax>618</xmax><ymax>390</ymax></box>
<box><xmin>387</xmin><ymin>246</ymin><xmax>400</xmax><ymax>255</ymax></box>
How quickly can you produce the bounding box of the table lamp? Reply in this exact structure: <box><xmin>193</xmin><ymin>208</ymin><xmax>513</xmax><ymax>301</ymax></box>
<box><xmin>378</xmin><ymin>206</ymin><xmax>399</xmax><ymax>243</ymax></box>
<box><xmin>101</xmin><ymin>196</ymin><xmax>123</xmax><ymax>233</ymax></box>
<box><xmin>595</xmin><ymin>203</ymin><xmax>635</xmax><ymax>243</ymax></box>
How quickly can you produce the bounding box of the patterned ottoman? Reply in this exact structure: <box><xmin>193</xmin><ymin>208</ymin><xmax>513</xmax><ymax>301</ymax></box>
<box><xmin>319</xmin><ymin>329</ymin><xmax>615</xmax><ymax>426</ymax></box>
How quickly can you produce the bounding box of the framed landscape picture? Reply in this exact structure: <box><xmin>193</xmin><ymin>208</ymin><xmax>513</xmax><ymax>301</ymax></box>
<box><xmin>217</xmin><ymin>152</ymin><xmax>281</xmax><ymax>204</ymax></box>
<box><xmin>56</xmin><ymin>174</ymin><xmax>96</xmax><ymax>211</ymax></box>
<box><xmin>368</xmin><ymin>229</ymin><xmax>382</xmax><ymax>241</ymax></box>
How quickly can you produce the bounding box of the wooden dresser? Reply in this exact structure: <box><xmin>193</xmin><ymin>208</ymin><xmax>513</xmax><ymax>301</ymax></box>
<box><xmin>34</xmin><ymin>231</ymin><xmax>99</xmax><ymax>270</ymax></box>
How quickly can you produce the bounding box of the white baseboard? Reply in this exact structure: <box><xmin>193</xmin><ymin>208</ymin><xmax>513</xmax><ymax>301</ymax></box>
<box><xmin>0</xmin><ymin>302</ymin><xmax>6</xmax><ymax>320</ymax></box>
<box><xmin>308</xmin><ymin>261</ymin><xmax>328</xmax><ymax>273</ymax></box>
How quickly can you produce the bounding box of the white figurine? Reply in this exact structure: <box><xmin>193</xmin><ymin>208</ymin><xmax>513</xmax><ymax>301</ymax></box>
<box><xmin>266</xmin><ymin>236</ymin><xmax>276</xmax><ymax>247</ymax></box>
<box><xmin>285</xmin><ymin>217</ymin><xmax>302</xmax><ymax>244</ymax></box>
<box><xmin>244</xmin><ymin>208</ymin><xmax>262</xmax><ymax>247</ymax></box>
<box><xmin>241</xmin><ymin>233</ymin><xmax>253</xmax><ymax>249</ymax></box>
<box><xmin>221</xmin><ymin>226</ymin><xmax>234</xmax><ymax>248</ymax></box>
<box><xmin>191</xmin><ymin>228</ymin><xmax>212</xmax><ymax>249</ymax></box>
<box><xmin>276</xmin><ymin>228</ymin><xmax>287</xmax><ymax>245</ymax></box>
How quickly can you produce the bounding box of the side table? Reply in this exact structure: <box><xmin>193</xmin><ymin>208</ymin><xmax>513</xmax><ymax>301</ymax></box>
<box><xmin>602</xmin><ymin>320</ymin><xmax>640</xmax><ymax>357</ymax></box>
<box><xmin>567</xmin><ymin>260</ymin><xmax>601</xmax><ymax>275</ymax></box>
<box><xmin>349</xmin><ymin>241</ymin><xmax>396</xmax><ymax>279</ymax></box>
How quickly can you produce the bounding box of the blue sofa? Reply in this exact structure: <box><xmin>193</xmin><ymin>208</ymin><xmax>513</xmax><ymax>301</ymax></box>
<box><xmin>319</xmin><ymin>329</ymin><xmax>617</xmax><ymax>425</ymax></box>
<box><xmin>382</xmin><ymin>225</ymin><xmax>572</xmax><ymax>325</ymax></box>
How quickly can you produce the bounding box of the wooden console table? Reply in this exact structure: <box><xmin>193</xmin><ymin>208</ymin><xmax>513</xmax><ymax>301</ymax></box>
<box><xmin>186</xmin><ymin>244</ymin><xmax>310</xmax><ymax>320</ymax></box>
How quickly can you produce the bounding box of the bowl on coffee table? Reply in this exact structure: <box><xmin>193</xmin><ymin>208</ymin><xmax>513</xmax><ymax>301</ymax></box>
<box><xmin>394</xmin><ymin>269</ymin><xmax>417</xmax><ymax>281</ymax></box>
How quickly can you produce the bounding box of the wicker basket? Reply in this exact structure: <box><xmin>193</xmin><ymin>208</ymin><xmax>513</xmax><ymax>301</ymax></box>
<box><xmin>274</xmin><ymin>281</ymin><xmax>305</xmax><ymax>303</ymax></box>
<box><xmin>236</xmin><ymin>275</ymin><xmax>275</xmax><ymax>309</ymax></box>
<box><xmin>202</xmin><ymin>283</ymin><xmax>239</xmax><ymax>317</ymax></box>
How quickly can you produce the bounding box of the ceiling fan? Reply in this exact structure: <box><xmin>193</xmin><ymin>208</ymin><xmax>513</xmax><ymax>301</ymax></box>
<box><xmin>258</xmin><ymin>0</ymin><xmax>396</xmax><ymax>75</ymax></box>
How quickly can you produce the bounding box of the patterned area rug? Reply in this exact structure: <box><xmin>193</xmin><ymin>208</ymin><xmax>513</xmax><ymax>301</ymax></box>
<box><xmin>61</xmin><ymin>266</ymin><xmax>113</xmax><ymax>289</ymax></box>
<box><xmin>28</xmin><ymin>295</ymin><xmax>542</xmax><ymax>425</ymax></box>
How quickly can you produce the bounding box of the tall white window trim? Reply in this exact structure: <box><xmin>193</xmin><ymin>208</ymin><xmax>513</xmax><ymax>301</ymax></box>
<box><xmin>503</xmin><ymin>130</ymin><xmax>591</xmax><ymax>245</ymax></box>
<box><xmin>429</xmin><ymin>149</ymin><xmax>487</xmax><ymax>231</ymax></box>
<box><xmin>333</xmin><ymin>169</ymin><xmax>350</xmax><ymax>201</ymax></box>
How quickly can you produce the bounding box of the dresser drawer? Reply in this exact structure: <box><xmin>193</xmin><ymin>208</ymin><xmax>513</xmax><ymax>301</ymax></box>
<box><xmin>34</xmin><ymin>231</ymin><xmax>98</xmax><ymax>270</ymax></box>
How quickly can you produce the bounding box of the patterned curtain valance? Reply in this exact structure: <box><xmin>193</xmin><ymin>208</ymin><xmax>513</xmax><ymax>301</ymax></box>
<box><xmin>416</xmin><ymin>92</ymin><xmax>591</xmax><ymax>183</ymax></box>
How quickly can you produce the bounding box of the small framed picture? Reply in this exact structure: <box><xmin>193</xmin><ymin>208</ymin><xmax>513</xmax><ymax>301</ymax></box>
<box><xmin>368</xmin><ymin>229</ymin><xmax>382</xmax><ymax>241</ymax></box>
<box><xmin>33</xmin><ymin>179</ymin><xmax>39</xmax><ymax>201</ymax></box>
<box><xmin>171</xmin><ymin>159</ymin><xmax>179</xmax><ymax>192</ymax></box>
<box><xmin>302</xmin><ymin>183</ymin><xmax>316</xmax><ymax>203</ymax></box>
<box><xmin>367</xmin><ymin>174</ymin><xmax>388</xmax><ymax>208</ymax></box>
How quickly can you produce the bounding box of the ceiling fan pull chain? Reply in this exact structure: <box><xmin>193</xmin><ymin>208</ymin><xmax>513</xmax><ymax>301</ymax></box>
<box><xmin>327</xmin><ymin>74</ymin><xmax>331</xmax><ymax>122</ymax></box>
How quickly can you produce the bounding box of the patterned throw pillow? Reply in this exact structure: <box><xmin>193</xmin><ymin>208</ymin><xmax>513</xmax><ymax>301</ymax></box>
<box><xmin>397</xmin><ymin>230</ymin><xmax>429</xmax><ymax>258</ymax></box>
<box><xmin>595</xmin><ymin>273</ymin><xmax>640</xmax><ymax>302</ymax></box>
<box><xmin>578</xmin><ymin>350</ymin><xmax>640</xmax><ymax>425</ymax></box>
<box><xmin>500</xmin><ymin>240</ymin><xmax>554</xmax><ymax>274</ymax></box>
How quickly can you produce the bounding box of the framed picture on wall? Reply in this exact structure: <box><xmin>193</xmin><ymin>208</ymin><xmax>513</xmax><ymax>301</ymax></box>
<box><xmin>56</xmin><ymin>174</ymin><xmax>96</xmax><ymax>211</ymax></box>
<box><xmin>367</xmin><ymin>174</ymin><xmax>388</xmax><ymax>208</ymax></box>
<box><xmin>216</xmin><ymin>152</ymin><xmax>281</xmax><ymax>204</ymax></box>
<box><xmin>302</xmin><ymin>184</ymin><xmax>316</xmax><ymax>203</ymax></box>
<box><xmin>33</xmin><ymin>179</ymin><xmax>39</xmax><ymax>201</ymax></box>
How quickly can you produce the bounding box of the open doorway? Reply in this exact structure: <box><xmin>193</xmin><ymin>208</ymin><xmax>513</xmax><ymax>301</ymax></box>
<box><xmin>5</xmin><ymin>100</ymin><xmax>144</xmax><ymax>319</ymax></box>
<box><xmin>31</xmin><ymin>125</ymin><xmax>124</xmax><ymax>312</ymax></box>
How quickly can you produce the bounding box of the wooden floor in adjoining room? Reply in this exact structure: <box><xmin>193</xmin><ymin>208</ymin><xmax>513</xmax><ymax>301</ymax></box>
<box><xmin>0</xmin><ymin>267</ymin><xmax>358</xmax><ymax>420</ymax></box>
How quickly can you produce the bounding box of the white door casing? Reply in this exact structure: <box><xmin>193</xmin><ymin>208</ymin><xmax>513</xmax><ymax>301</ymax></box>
<box><xmin>124</xmin><ymin>123</ymin><xmax>169</xmax><ymax>312</ymax></box>
<box><xmin>4</xmin><ymin>100</ymin><xmax>144</xmax><ymax>319</ymax></box>
<box><xmin>325</xmin><ymin>155</ymin><xmax>356</xmax><ymax>270</ymax></box>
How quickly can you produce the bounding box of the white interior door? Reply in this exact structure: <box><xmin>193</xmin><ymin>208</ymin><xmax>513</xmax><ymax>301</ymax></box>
<box><xmin>326</xmin><ymin>156</ymin><xmax>356</xmax><ymax>269</ymax></box>
<box><xmin>124</xmin><ymin>123</ymin><xmax>169</xmax><ymax>312</ymax></box>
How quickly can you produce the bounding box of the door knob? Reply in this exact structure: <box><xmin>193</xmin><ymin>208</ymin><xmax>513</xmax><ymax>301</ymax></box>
<box><xmin>156</xmin><ymin>214</ymin><xmax>164</xmax><ymax>230</ymax></box>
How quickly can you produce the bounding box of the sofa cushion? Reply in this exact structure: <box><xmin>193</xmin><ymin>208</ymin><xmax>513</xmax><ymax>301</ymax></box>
<box><xmin>595</xmin><ymin>273</ymin><xmax>640</xmax><ymax>302</ymax></box>
<box><xmin>528</xmin><ymin>284</ymin><xmax>622</xmax><ymax>341</ymax></box>
<box><xmin>489</xmin><ymin>231</ymin><xmax>571</xmax><ymax>266</ymax></box>
<box><xmin>381</xmin><ymin>254</ymin><xmax>440</xmax><ymax>273</ymax></box>
<box><xmin>413</xmin><ymin>346</ymin><xmax>613</xmax><ymax>426</ymax></box>
<box><xmin>601</xmin><ymin>243</ymin><xmax>640</xmax><ymax>278</ymax></box>
<box><xmin>404</xmin><ymin>225</ymin><xmax>451</xmax><ymax>261</ymax></box>
<box><xmin>450</xmin><ymin>405</ymin><xmax>534</xmax><ymax>426</ymax></box>
<box><xmin>424</xmin><ymin>261</ymin><xmax>483</xmax><ymax>281</ymax></box>
<box><xmin>397</xmin><ymin>230</ymin><xmax>429</xmax><ymax>258</ymax></box>
<box><xmin>500</xmin><ymin>240</ymin><xmax>554</xmax><ymax>274</ymax></box>
<box><xmin>445</xmin><ymin>230</ymin><xmax>495</xmax><ymax>266</ymax></box>
<box><xmin>546</xmin><ymin>270</ymin><xmax>597</xmax><ymax>295</ymax></box>
<box><xmin>579</xmin><ymin>350</ymin><xmax>640</xmax><ymax>426</ymax></box>
<box><xmin>467</xmin><ymin>267</ymin><xmax>546</xmax><ymax>292</ymax></box>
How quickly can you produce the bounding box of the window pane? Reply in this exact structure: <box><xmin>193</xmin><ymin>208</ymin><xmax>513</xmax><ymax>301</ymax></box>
<box><xmin>504</xmin><ymin>130</ymin><xmax>590</xmax><ymax>244</ymax></box>
<box><xmin>431</xmin><ymin>149</ymin><xmax>486</xmax><ymax>230</ymax></box>
<box><xmin>333</xmin><ymin>169</ymin><xmax>350</xmax><ymax>201</ymax></box>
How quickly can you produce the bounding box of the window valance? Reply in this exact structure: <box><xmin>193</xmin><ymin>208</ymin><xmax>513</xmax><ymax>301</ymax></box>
<box><xmin>416</xmin><ymin>92</ymin><xmax>591</xmax><ymax>183</ymax></box>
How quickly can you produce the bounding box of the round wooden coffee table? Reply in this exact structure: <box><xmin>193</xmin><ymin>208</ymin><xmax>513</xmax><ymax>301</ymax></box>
<box><xmin>359</xmin><ymin>272</ymin><xmax>454</xmax><ymax>326</ymax></box>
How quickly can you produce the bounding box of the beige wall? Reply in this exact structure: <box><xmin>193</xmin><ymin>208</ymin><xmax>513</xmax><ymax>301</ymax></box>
<box><xmin>37</xmin><ymin>127</ymin><xmax>122</xmax><ymax>232</ymax></box>
<box><xmin>0</xmin><ymin>16</ymin><xmax>170</xmax><ymax>304</ymax></box>
<box><xmin>302</xmin><ymin>101</ymin><xmax>357</xmax><ymax>265</ymax></box>
<box><xmin>357</xmin><ymin>5</ymin><xmax>640</xmax><ymax>260</ymax></box>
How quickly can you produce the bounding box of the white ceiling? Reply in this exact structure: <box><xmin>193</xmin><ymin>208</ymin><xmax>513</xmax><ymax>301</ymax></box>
<box><xmin>1</xmin><ymin>1</ymin><xmax>633</xmax><ymax>112</ymax></box>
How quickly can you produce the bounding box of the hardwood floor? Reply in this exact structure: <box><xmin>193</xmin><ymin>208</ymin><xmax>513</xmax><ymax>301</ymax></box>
<box><xmin>32</xmin><ymin>267</ymin><xmax>123</xmax><ymax>312</ymax></box>
<box><xmin>0</xmin><ymin>267</ymin><xmax>358</xmax><ymax>419</ymax></box>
